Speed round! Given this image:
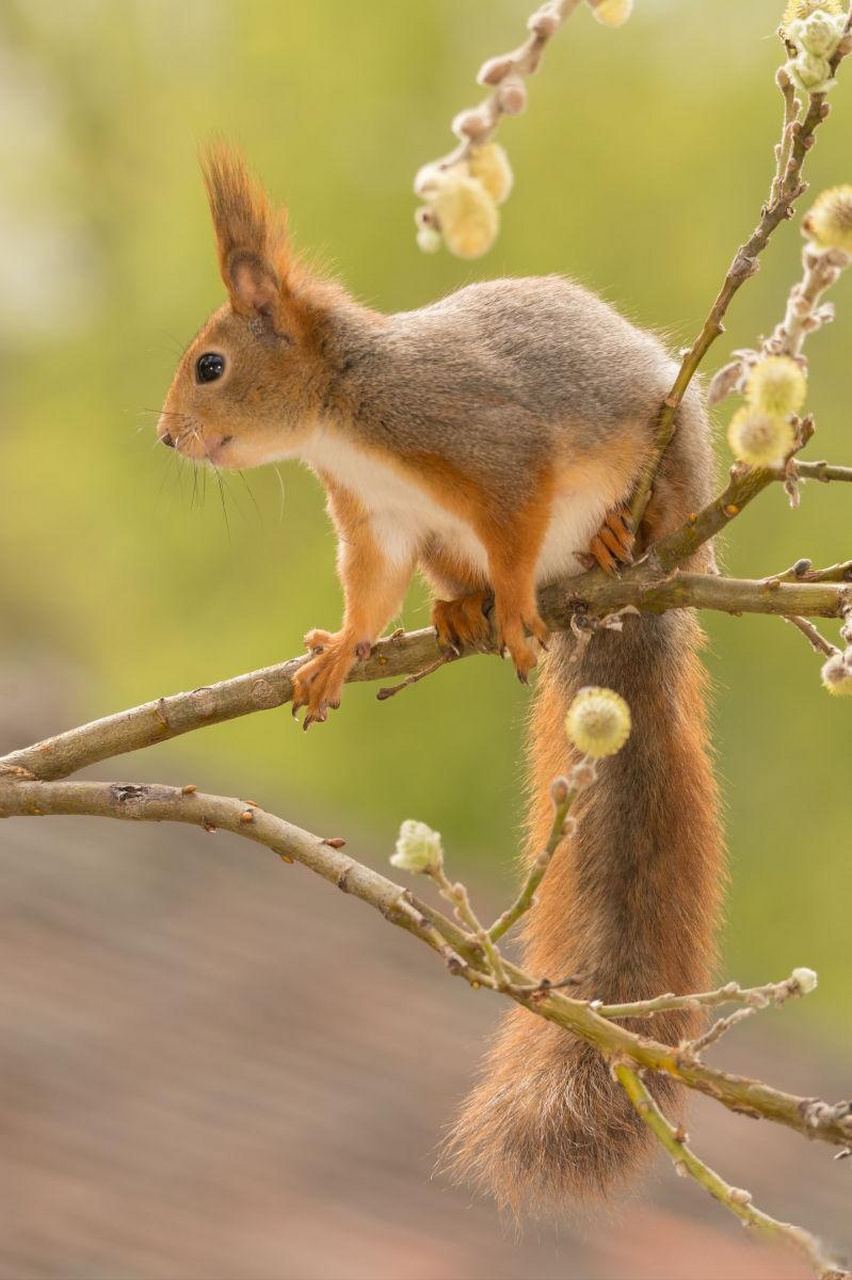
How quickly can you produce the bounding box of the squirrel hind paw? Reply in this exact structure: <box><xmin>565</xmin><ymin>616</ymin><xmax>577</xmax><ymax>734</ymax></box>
<box><xmin>585</xmin><ymin>504</ymin><xmax>635</xmax><ymax>575</ymax></box>
<box><xmin>432</xmin><ymin>591</ymin><xmax>493</xmax><ymax>651</ymax></box>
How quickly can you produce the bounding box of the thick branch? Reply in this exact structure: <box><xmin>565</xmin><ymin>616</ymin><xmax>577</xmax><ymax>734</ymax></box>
<box><xmin>2</xmin><ymin>564</ymin><xmax>849</xmax><ymax>782</ymax></box>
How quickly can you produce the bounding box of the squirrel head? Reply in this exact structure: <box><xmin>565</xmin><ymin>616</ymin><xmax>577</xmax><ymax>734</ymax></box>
<box><xmin>158</xmin><ymin>145</ymin><xmax>343</xmax><ymax>469</ymax></box>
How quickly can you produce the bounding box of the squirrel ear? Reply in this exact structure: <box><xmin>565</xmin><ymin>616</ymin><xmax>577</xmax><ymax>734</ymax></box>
<box><xmin>201</xmin><ymin>143</ymin><xmax>290</xmax><ymax>322</ymax></box>
<box><xmin>225</xmin><ymin>250</ymin><xmax>281</xmax><ymax>319</ymax></box>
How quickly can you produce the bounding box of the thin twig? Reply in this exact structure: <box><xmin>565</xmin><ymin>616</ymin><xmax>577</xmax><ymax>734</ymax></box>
<box><xmin>2</xmin><ymin>565</ymin><xmax>849</xmax><ymax>784</ymax></box>
<box><xmin>614</xmin><ymin>1064</ymin><xmax>850</xmax><ymax>1280</ymax></box>
<box><xmin>596</xmin><ymin>970</ymin><xmax>814</xmax><ymax>1020</ymax></box>
<box><xmin>376</xmin><ymin>649</ymin><xmax>461</xmax><ymax>701</ymax></box>
<box><xmin>416</xmin><ymin>0</ymin><xmax>583</xmax><ymax>187</ymax></box>
<box><xmin>630</xmin><ymin>16</ymin><xmax>852</xmax><ymax>529</ymax></box>
<box><xmin>488</xmin><ymin>773</ymin><xmax>580</xmax><ymax>942</ymax></box>
<box><xmin>684</xmin><ymin>1006</ymin><xmax>760</xmax><ymax>1055</ymax></box>
<box><xmin>784</xmin><ymin>615</ymin><xmax>839</xmax><ymax>658</ymax></box>
<box><xmin>429</xmin><ymin>863</ymin><xmax>509</xmax><ymax>988</ymax></box>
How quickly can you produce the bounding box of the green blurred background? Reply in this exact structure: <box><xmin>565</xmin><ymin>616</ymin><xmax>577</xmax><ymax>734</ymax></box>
<box><xmin>1</xmin><ymin>0</ymin><xmax>850</xmax><ymax>1027</ymax></box>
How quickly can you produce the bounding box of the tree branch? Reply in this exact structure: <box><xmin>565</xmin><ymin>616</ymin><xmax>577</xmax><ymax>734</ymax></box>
<box><xmin>415</xmin><ymin>0</ymin><xmax>583</xmax><ymax>191</ymax></box>
<box><xmin>615</xmin><ymin>1064</ymin><xmax>850</xmax><ymax>1280</ymax></box>
<box><xmin>630</xmin><ymin>10</ymin><xmax>852</xmax><ymax>528</ymax></box>
<box><xmin>2</xmin><ymin>562</ymin><xmax>849</xmax><ymax>783</ymax></box>
<box><xmin>2</xmin><ymin>775</ymin><xmax>851</xmax><ymax>1158</ymax></box>
<box><xmin>596</xmin><ymin>970</ymin><xmax>816</xmax><ymax>1020</ymax></box>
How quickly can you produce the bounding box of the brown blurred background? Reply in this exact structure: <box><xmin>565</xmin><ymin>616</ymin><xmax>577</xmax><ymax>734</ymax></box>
<box><xmin>1</xmin><ymin>1</ymin><xmax>851</xmax><ymax>1277</ymax></box>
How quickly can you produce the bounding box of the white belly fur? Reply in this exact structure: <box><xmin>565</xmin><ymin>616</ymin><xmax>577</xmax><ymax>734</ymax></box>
<box><xmin>299</xmin><ymin>428</ymin><xmax>608</xmax><ymax>588</ymax></box>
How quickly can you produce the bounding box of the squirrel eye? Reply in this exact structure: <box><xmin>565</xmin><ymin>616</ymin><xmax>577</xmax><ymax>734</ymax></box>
<box><xmin>196</xmin><ymin>352</ymin><xmax>226</xmax><ymax>383</ymax></box>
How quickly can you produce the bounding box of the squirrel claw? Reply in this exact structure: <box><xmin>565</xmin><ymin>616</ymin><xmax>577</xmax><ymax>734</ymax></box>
<box><xmin>586</xmin><ymin>504</ymin><xmax>636</xmax><ymax>576</ymax></box>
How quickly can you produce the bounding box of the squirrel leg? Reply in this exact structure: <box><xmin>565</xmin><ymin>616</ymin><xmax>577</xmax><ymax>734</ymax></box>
<box><xmin>293</xmin><ymin>559</ymin><xmax>411</xmax><ymax>728</ymax></box>
<box><xmin>481</xmin><ymin>499</ymin><xmax>552</xmax><ymax>683</ymax></box>
<box><xmin>488</xmin><ymin>558</ymin><xmax>550</xmax><ymax>685</ymax></box>
<box><xmin>292</xmin><ymin>480</ymin><xmax>413</xmax><ymax>728</ymax></box>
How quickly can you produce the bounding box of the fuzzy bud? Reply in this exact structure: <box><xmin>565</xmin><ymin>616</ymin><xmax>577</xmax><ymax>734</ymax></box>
<box><xmin>788</xmin><ymin>11</ymin><xmax>847</xmax><ymax>56</ymax></box>
<box><xmin>561</xmin><ymin>815</ymin><xmax>578</xmax><ymax>838</ymax></box>
<box><xmin>803</xmin><ymin>185</ymin><xmax>852</xmax><ymax>253</ymax></box>
<box><xmin>792</xmin><ymin>966</ymin><xmax>819</xmax><ymax>993</ymax></box>
<box><xmin>550</xmin><ymin>775</ymin><xmax>571</xmax><ymax>805</ymax></box>
<box><xmin>744</xmin><ymin>356</ymin><xmax>807</xmax><ymax>418</ymax></box>
<box><xmin>391</xmin><ymin>819</ymin><xmax>444</xmax><ymax>874</ymax></box>
<box><xmin>451</xmin><ymin>108</ymin><xmax>489</xmax><ymax>141</ymax></box>
<box><xmin>727</xmin><ymin>407</ymin><xmax>796</xmax><ymax>466</ymax></box>
<box><xmin>416</xmin><ymin>225</ymin><xmax>442</xmax><ymax>254</ymax></box>
<box><xmin>570</xmin><ymin>760</ymin><xmax>598</xmax><ymax>788</ymax></box>
<box><xmin>469</xmin><ymin>142</ymin><xmax>514</xmax><ymax>205</ymax></box>
<box><xmin>478</xmin><ymin>54</ymin><xmax>515</xmax><ymax>86</ymax></box>
<box><xmin>497</xmin><ymin>77</ymin><xmax>527</xmax><ymax>115</ymax></box>
<box><xmin>728</xmin><ymin>1188</ymin><xmax>753</xmax><ymax>1208</ymax></box>
<box><xmin>565</xmin><ymin>687</ymin><xmax>632</xmax><ymax>759</ymax></box>
<box><xmin>413</xmin><ymin>162</ymin><xmax>444</xmax><ymax>198</ymax></box>
<box><xmin>820</xmin><ymin>651</ymin><xmax>852</xmax><ymax>695</ymax></box>
<box><xmin>432</xmin><ymin>173</ymin><xmax>499</xmax><ymax>259</ymax></box>
<box><xmin>781</xmin><ymin>0</ymin><xmax>844</xmax><ymax>40</ymax></box>
<box><xmin>786</xmin><ymin>50</ymin><xmax>835</xmax><ymax>94</ymax></box>
<box><xmin>528</xmin><ymin>4</ymin><xmax>562</xmax><ymax>37</ymax></box>
<box><xmin>589</xmin><ymin>0</ymin><xmax>634</xmax><ymax>28</ymax></box>
<box><xmin>414</xmin><ymin>205</ymin><xmax>438</xmax><ymax>230</ymax></box>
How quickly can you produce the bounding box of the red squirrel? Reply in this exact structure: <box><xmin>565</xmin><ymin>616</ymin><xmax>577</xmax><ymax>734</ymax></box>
<box><xmin>158</xmin><ymin>146</ymin><xmax>723</xmax><ymax>1210</ymax></box>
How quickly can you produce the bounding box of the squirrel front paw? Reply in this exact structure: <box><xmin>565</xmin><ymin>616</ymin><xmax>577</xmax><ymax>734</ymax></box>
<box><xmin>292</xmin><ymin>629</ymin><xmax>371</xmax><ymax>729</ymax></box>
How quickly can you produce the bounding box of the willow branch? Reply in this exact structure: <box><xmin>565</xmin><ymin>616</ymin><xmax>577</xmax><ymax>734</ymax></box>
<box><xmin>2</xmin><ymin>563</ymin><xmax>849</xmax><ymax>783</ymax></box>
<box><xmin>784</xmin><ymin>615</ymin><xmax>839</xmax><ymax>658</ymax></box>
<box><xmin>487</xmin><ymin>771</ymin><xmax>580</xmax><ymax>943</ymax></box>
<box><xmin>781</xmin><ymin>460</ymin><xmax>852</xmax><ymax>484</ymax></box>
<box><xmin>2</xmin><ymin>776</ymin><xmax>851</xmax><ymax>1155</ymax></box>
<box><xmin>597</xmin><ymin>970</ymin><xmax>815</xmax><ymax>1020</ymax></box>
<box><xmin>416</xmin><ymin>0</ymin><xmax>583</xmax><ymax>182</ymax></box>
<box><xmin>630</xmin><ymin>13</ymin><xmax>852</xmax><ymax>528</ymax></box>
<box><xmin>615</xmin><ymin>1065</ymin><xmax>850</xmax><ymax>1280</ymax></box>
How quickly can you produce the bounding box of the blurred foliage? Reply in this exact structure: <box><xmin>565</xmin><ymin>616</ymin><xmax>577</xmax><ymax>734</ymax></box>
<box><xmin>1</xmin><ymin>0</ymin><xmax>850</xmax><ymax>1027</ymax></box>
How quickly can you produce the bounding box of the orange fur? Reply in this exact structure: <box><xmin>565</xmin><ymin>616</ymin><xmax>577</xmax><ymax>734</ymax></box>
<box><xmin>443</xmin><ymin>613</ymin><xmax>724</xmax><ymax>1211</ymax></box>
<box><xmin>292</xmin><ymin>474</ymin><xmax>413</xmax><ymax>726</ymax></box>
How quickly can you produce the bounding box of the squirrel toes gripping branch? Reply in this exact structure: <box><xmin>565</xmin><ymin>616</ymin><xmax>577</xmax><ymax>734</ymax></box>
<box><xmin>158</xmin><ymin>147</ymin><xmax>724</xmax><ymax>1210</ymax></box>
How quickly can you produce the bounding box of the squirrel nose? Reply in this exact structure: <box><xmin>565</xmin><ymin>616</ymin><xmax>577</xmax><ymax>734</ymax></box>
<box><xmin>160</xmin><ymin>431</ymin><xmax>175</xmax><ymax>448</ymax></box>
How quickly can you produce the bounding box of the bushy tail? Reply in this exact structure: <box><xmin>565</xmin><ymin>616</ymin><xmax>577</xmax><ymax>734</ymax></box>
<box><xmin>443</xmin><ymin>610</ymin><xmax>724</xmax><ymax>1211</ymax></box>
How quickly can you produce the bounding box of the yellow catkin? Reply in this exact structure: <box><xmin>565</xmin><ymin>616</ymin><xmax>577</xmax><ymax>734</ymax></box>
<box><xmin>803</xmin><ymin>186</ymin><xmax>852</xmax><ymax>254</ymax></box>
<box><xmin>821</xmin><ymin>653</ymin><xmax>852</xmax><ymax>695</ymax></box>
<box><xmin>745</xmin><ymin>356</ymin><xmax>807</xmax><ymax>418</ymax></box>
<box><xmin>728</xmin><ymin>407</ymin><xmax>796</xmax><ymax>467</ymax></box>
<box><xmin>469</xmin><ymin>144</ymin><xmax>514</xmax><ymax>206</ymax></box>
<box><xmin>590</xmin><ymin>0</ymin><xmax>634</xmax><ymax>28</ymax></box>
<box><xmin>781</xmin><ymin>0</ymin><xmax>844</xmax><ymax>37</ymax></box>
<box><xmin>433</xmin><ymin>175</ymin><xmax>499</xmax><ymax>260</ymax></box>
<box><xmin>565</xmin><ymin>687</ymin><xmax>631</xmax><ymax>758</ymax></box>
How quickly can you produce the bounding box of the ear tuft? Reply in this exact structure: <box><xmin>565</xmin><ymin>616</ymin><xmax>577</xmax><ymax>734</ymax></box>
<box><xmin>201</xmin><ymin>143</ymin><xmax>292</xmax><ymax>319</ymax></box>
